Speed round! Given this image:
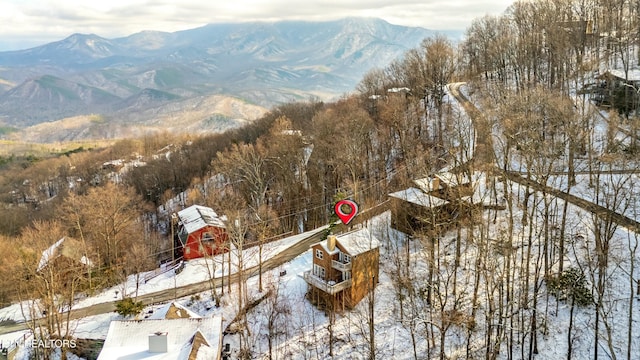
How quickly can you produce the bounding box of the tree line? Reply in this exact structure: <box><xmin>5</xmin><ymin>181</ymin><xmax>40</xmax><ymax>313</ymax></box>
<box><xmin>0</xmin><ymin>0</ymin><xmax>638</xmax><ymax>358</ymax></box>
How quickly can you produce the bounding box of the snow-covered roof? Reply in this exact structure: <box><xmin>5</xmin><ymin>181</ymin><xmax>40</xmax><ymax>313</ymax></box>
<box><xmin>388</xmin><ymin>87</ymin><xmax>410</xmax><ymax>93</ymax></box>
<box><xmin>98</xmin><ymin>316</ymin><xmax>222</xmax><ymax>360</ymax></box>
<box><xmin>148</xmin><ymin>302</ymin><xmax>202</xmax><ymax>320</ymax></box>
<box><xmin>103</xmin><ymin>159</ymin><xmax>124</xmax><ymax>167</ymax></box>
<box><xmin>177</xmin><ymin>205</ymin><xmax>226</xmax><ymax>234</ymax></box>
<box><xmin>316</xmin><ymin>240</ymin><xmax>341</xmax><ymax>256</ymax></box>
<box><xmin>413</xmin><ymin>171</ymin><xmax>471</xmax><ymax>193</ymax></box>
<box><xmin>389</xmin><ymin>188</ymin><xmax>450</xmax><ymax>208</ymax></box>
<box><xmin>38</xmin><ymin>238</ymin><xmax>65</xmax><ymax>272</ymax></box>
<box><xmin>37</xmin><ymin>237</ymin><xmax>92</xmax><ymax>272</ymax></box>
<box><xmin>337</xmin><ymin>228</ymin><xmax>380</xmax><ymax>257</ymax></box>
<box><xmin>311</xmin><ymin>229</ymin><xmax>379</xmax><ymax>257</ymax></box>
<box><xmin>281</xmin><ymin>129</ymin><xmax>303</xmax><ymax>136</ymax></box>
<box><xmin>605</xmin><ymin>69</ymin><xmax>640</xmax><ymax>82</ymax></box>
<box><xmin>413</xmin><ymin>177</ymin><xmax>435</xmax><ymax>193</ymax></box>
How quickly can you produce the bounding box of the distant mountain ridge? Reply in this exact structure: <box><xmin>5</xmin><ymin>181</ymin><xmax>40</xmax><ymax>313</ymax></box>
<box><xmin>0</xmin><ymin>18</ymin><xmax>444</xmax><ymax>142</ymax></box>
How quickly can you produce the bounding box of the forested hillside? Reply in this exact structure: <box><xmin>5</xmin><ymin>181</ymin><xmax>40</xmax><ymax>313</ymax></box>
<box><xmin>0</xmin><ymin>18</ymin><xmax>438</xmax><ymax>142</ymax></box>
<box><xmin>1</xmin><ymin>0</ymin><xmax>639</xmax><ymax>359</ymax></box>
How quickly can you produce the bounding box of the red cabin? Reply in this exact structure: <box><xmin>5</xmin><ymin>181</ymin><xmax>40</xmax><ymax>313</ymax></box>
<box><xmin>176</xmin><ymin>205</ymin><xmax>228</xmax><ymax>260</ymax></box>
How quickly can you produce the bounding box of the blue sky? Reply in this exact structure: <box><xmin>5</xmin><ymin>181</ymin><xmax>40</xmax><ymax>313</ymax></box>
<box><xmin>0</xmin><ymin>0</ymin><xmax>514</xmax><ymax>51</ymax></box>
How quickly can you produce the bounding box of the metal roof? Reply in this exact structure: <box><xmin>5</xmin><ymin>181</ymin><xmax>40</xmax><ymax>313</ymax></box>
<box><xmin>148</xmin><ymin>302</ymin><xmax>202</xmax><ymax>320</ymax></box>
<box><xmin>98</xmin><ymin>316</ymin><xmax>222</xmax><ymax>360</ymax></box>
<box><xmin>413</xmin><ymin>171</ymin><xmax>471</xmax><ymax>193</ymax></box>
<box><xmin>37</xmin><ymin>237</ymin><xmax>93</xmax><ymax>272</ymax></box>
<box><xmin>312</xmin><ymin>228</ymin><xmax>380</xmax><ymax>257</ymax></box>
<box><xmin>605</xmin><ymin>69</ymin><xmax>640</xmax><ymax>82</ymax></box>
<box><xmin>336</xmin><ymin>228</ymin><xmax>380</xmax><ymax>257</ymax></box>
<box><xmin>177</xmin><ymin>205</ymin><xmax>226</xmax><ymax>234</ymax></box>
<box><xmin>389</xmin><ymin>187</ymin><xmax>450</xmax><ymax>208</ymax></box>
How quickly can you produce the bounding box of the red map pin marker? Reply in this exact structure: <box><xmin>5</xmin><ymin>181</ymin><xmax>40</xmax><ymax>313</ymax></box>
<box><xmin>334</xmin><ymin>199</ymin><xmax>358</xmax><ymax>225</ymax></box>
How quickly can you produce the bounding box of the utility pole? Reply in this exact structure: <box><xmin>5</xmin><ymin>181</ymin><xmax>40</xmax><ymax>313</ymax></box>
<box><xmin>369</xmin><ymin>275</ymin><xmax>375</xmax><ymax>360</ymax></box>
<box><xmin>171</xmin><ymin>213</ymin><xmax>177</xmax><ymax>300</ymax></box>
<box><xmin>221</xmin><ymin>241</ymin><xmax>225</xmax><ymax>295</ymax></box>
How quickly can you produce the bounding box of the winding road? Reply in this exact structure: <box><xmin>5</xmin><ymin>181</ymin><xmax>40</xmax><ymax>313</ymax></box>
<box><xmin>0</xmin><ymin>227</ymin><xmax>328</xmax><ymax>336</ymax></box>
<box><xmin>0</xmin><ymin>201</ymin><xmax>389</xmax><ymax>336</ymax></box>
<box><xmin>2</xmin><ymin>82</ymin><xmax>636</xmax><ymax>339</ymax></box>
<box><xmin>447</xmin><ymin>82</ymin><xmax>640</xmax><ymax>233</ymax></box>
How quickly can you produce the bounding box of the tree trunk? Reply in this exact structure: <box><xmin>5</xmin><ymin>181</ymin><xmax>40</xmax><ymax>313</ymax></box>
<box><xmin>567</xmin><ymin>297</ymin><xmax>575</xmax><ymax>360</ymax></box>
<box><xmin>627</xmin><ymin>232</ymin><xmax>638</xmax><ymax>360</ymax></box>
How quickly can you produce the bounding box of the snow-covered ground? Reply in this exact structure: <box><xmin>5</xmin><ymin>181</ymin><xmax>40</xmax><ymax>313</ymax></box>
<box><xmin>0</xmin><ymin>225</ymin><xmax>326</xmax><ymax>359</ymax></box>
<box><xmin>4</xmin><ymin>70</ymin><xmax>640</xmax><ymax>360</ymax></box>
<box><xmin>0</xmin><ymin>226</ymin><xmax>328</xmax><ymax>323</ymax></box>
<box><xmin>3</xmin><ymin>186</ymin><xmax>640</xmax><ymax>359</ymax></box>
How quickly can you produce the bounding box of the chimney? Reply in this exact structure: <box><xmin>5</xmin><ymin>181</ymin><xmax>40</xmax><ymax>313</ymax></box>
<box><xmin>433</xmin><ymin>176</ymin><xmax>440</xmax><ymax>191</ymax></box>
<box><xmin>327</xmin><ymin>235</ymin><xmax>336</xmax><ymax>252</ymax></box>
<box><xmin>149</xmin><ymin>332</ymin><xmax>168</xmax><ymax>353</ymax></box>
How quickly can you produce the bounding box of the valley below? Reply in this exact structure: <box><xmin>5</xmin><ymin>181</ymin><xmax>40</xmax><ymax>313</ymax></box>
<box><xmin>0</xmin><ymin>18</ymin><xmax>438</xmax><ymax>143</ymax></box>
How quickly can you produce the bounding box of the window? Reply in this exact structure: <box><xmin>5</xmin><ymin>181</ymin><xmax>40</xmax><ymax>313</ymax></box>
<box><xmin>315</xmin><ymin>249</ymin><xmax>324</xmax><ymax>260</ymax></box>
<box><xmin>342</xmin><ymin>254</ymin><xmax>351</xmax><ymax>263</ymax></box>
<box><xmin>313</xmin><ymin>264</ymin><xmax>326</xmax><ymax>279</ymax></box>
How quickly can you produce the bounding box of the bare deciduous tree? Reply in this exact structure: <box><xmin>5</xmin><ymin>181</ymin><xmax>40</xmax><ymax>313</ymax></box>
<box><xmin>17</xmin><ymin>221</ymin><xmax>88</xmax><ymax>360</ymax></box>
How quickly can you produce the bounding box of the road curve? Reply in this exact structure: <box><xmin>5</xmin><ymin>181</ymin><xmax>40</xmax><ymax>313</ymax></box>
<box><xmin>447</xmin><ymin>82</ymin><xmax>497</xmax><ymax>168</ymax></box>
<box><xmin>447</xmin><ymin>82</ymin><xmax>640</xmax><ymax>234</ymax></box>
<box><xmin>0</xmin><ymin>227</ymin><xmax>327</xmax><ymax>335</ymax></box>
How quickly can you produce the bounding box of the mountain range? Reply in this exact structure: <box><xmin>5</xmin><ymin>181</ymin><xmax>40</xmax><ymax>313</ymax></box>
<box><xmin>0</xmin><ymin>18</ymin><xmax>444</xmax><ymax>142</ymax></box>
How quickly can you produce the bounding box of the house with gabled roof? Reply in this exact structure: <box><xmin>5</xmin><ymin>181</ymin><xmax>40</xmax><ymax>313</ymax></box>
<box><xmin>413</xmin><ymin>171</ymin><xmax>474</xmax><ymax>201</ymax></box>
<box><xmin>97</xmin><ymin>315</ymin><xmax>223</xmax><ymax>360</ymax></box>
<box><xmin>389</xmin><ymin>170</ymin><xmax>481</xmax><ymax>234</ymax></box>
<box><xmin>303</xmin><ymin>229</ymin><xmax>380</xmax><ymax>311</ymax></box>
<box><xmin>388</xmin><ymin>187</ymin><xmax>455</xmax><ymax>234</ymax></box>
<box><xmin>592</xmin><ymin>69</ymin><xmax>640</xmax><ymax>114</ymax></box>
<box><xmin>176</xmin><ymin>205</ymin><xmax>228</xmax><ymax>260</ymax></box>
<box><xmin>37</xmin><ymin>237</ymin><xmax>92</xmax><ymax>273</ymax></box>
<box><xmin>146</xmin><ymin>302</ymin><xmax>202</xmax><ymax>320</ymax></box>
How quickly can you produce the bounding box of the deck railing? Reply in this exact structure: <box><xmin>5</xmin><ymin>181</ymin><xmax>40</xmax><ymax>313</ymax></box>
<box><xmin>331</xmin><ymin>260</ymin><xmax>352</xmax><ymax>271</ymax></box>
<box><xmin>303</xmin><ymin>271</ymin><xmax>352</xmax><ymax>295</ymax></box>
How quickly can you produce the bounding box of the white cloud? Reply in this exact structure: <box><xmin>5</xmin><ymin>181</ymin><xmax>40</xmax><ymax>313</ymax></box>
<box><xmin>0</xmin><ymin>0</ymin><xmax>514</xmax><ymax>51</ymax></box>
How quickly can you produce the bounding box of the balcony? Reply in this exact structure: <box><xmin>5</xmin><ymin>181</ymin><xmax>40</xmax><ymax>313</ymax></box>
<box><xmin>303</xmin><ymin>271</ymin><xmax>352</xmax><ymax>295</ymax></box>
<box><xmin>331</xmin><ymin>260</ymin><xmax>352</xmax><ymax>271</ymax></box>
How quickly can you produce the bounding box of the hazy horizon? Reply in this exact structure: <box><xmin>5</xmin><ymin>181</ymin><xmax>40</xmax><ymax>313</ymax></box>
<box><xmin>0</xmin><ymin>0</ymin><xmax>513</xmax><ymax>51</ymax></box>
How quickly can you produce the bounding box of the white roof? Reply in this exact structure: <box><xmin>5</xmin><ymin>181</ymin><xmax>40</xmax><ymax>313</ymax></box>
<box><xmin>177</xmin><ymin>205</ymin><xmax>226</xmax><ymax>234</ymax></box>
<box><xmin>388</xmin><ymin>87</ymin><xmax>410</xmax><ymax>93</ymax></box>
<box><xmin>413</xmin><ymin>171</ymin><xmax>470</xmax><ymax>193</ymax></box>
<box><xmin>317</xmin><ymin>241</ymin><xmax>341</xmax><ymax>256</ymax></box>
<box><xmin>147</xmin><ymin>302</ymin><xmax>202</xmax><ymax>320</ymax></box>
<box><xmin>37</xmin><ymin>238</ymin><xmax>65</xmax><ymax>272</ymax></box>
<box><xmin>413</xmin><ymin>177</ymin><xmax>439</xmax><ymax>193</ymax></box>
<box><xmin>337</xmin><ymin>228</ymin><xmax>380</xmax><ymax>257</ymax></box>
<box><xmin>98</xmin><ymin>316</ymin><xmax>222</xmax><ymax>360</ymax></box>
<box><xmin>389</xmin><ymin>188</ymin><xmax>450</xmax><ymax>208</ymax></box>
<box><xmin>37</xmin><ymin>237</ymin><xmax>93</xmax><ymax>272</ymax></box>
<box><xmin>311</xmin><ymin>229</ymin><xmax>380</xmax><ymax>257</ymax></box>
<box><xmin>281</xmin><ymin>129</ymin><xmax>303</xmax><ymax>136</ymax></box>
<box><xmin>606</xmin><ymin>69</ymin><xmax>640</xmax><ymax>82</ymax></box>
<box><xmin>193</xmin><ymin>342</ymin><xmax>219</xmax><ymax>360</ymax></box>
